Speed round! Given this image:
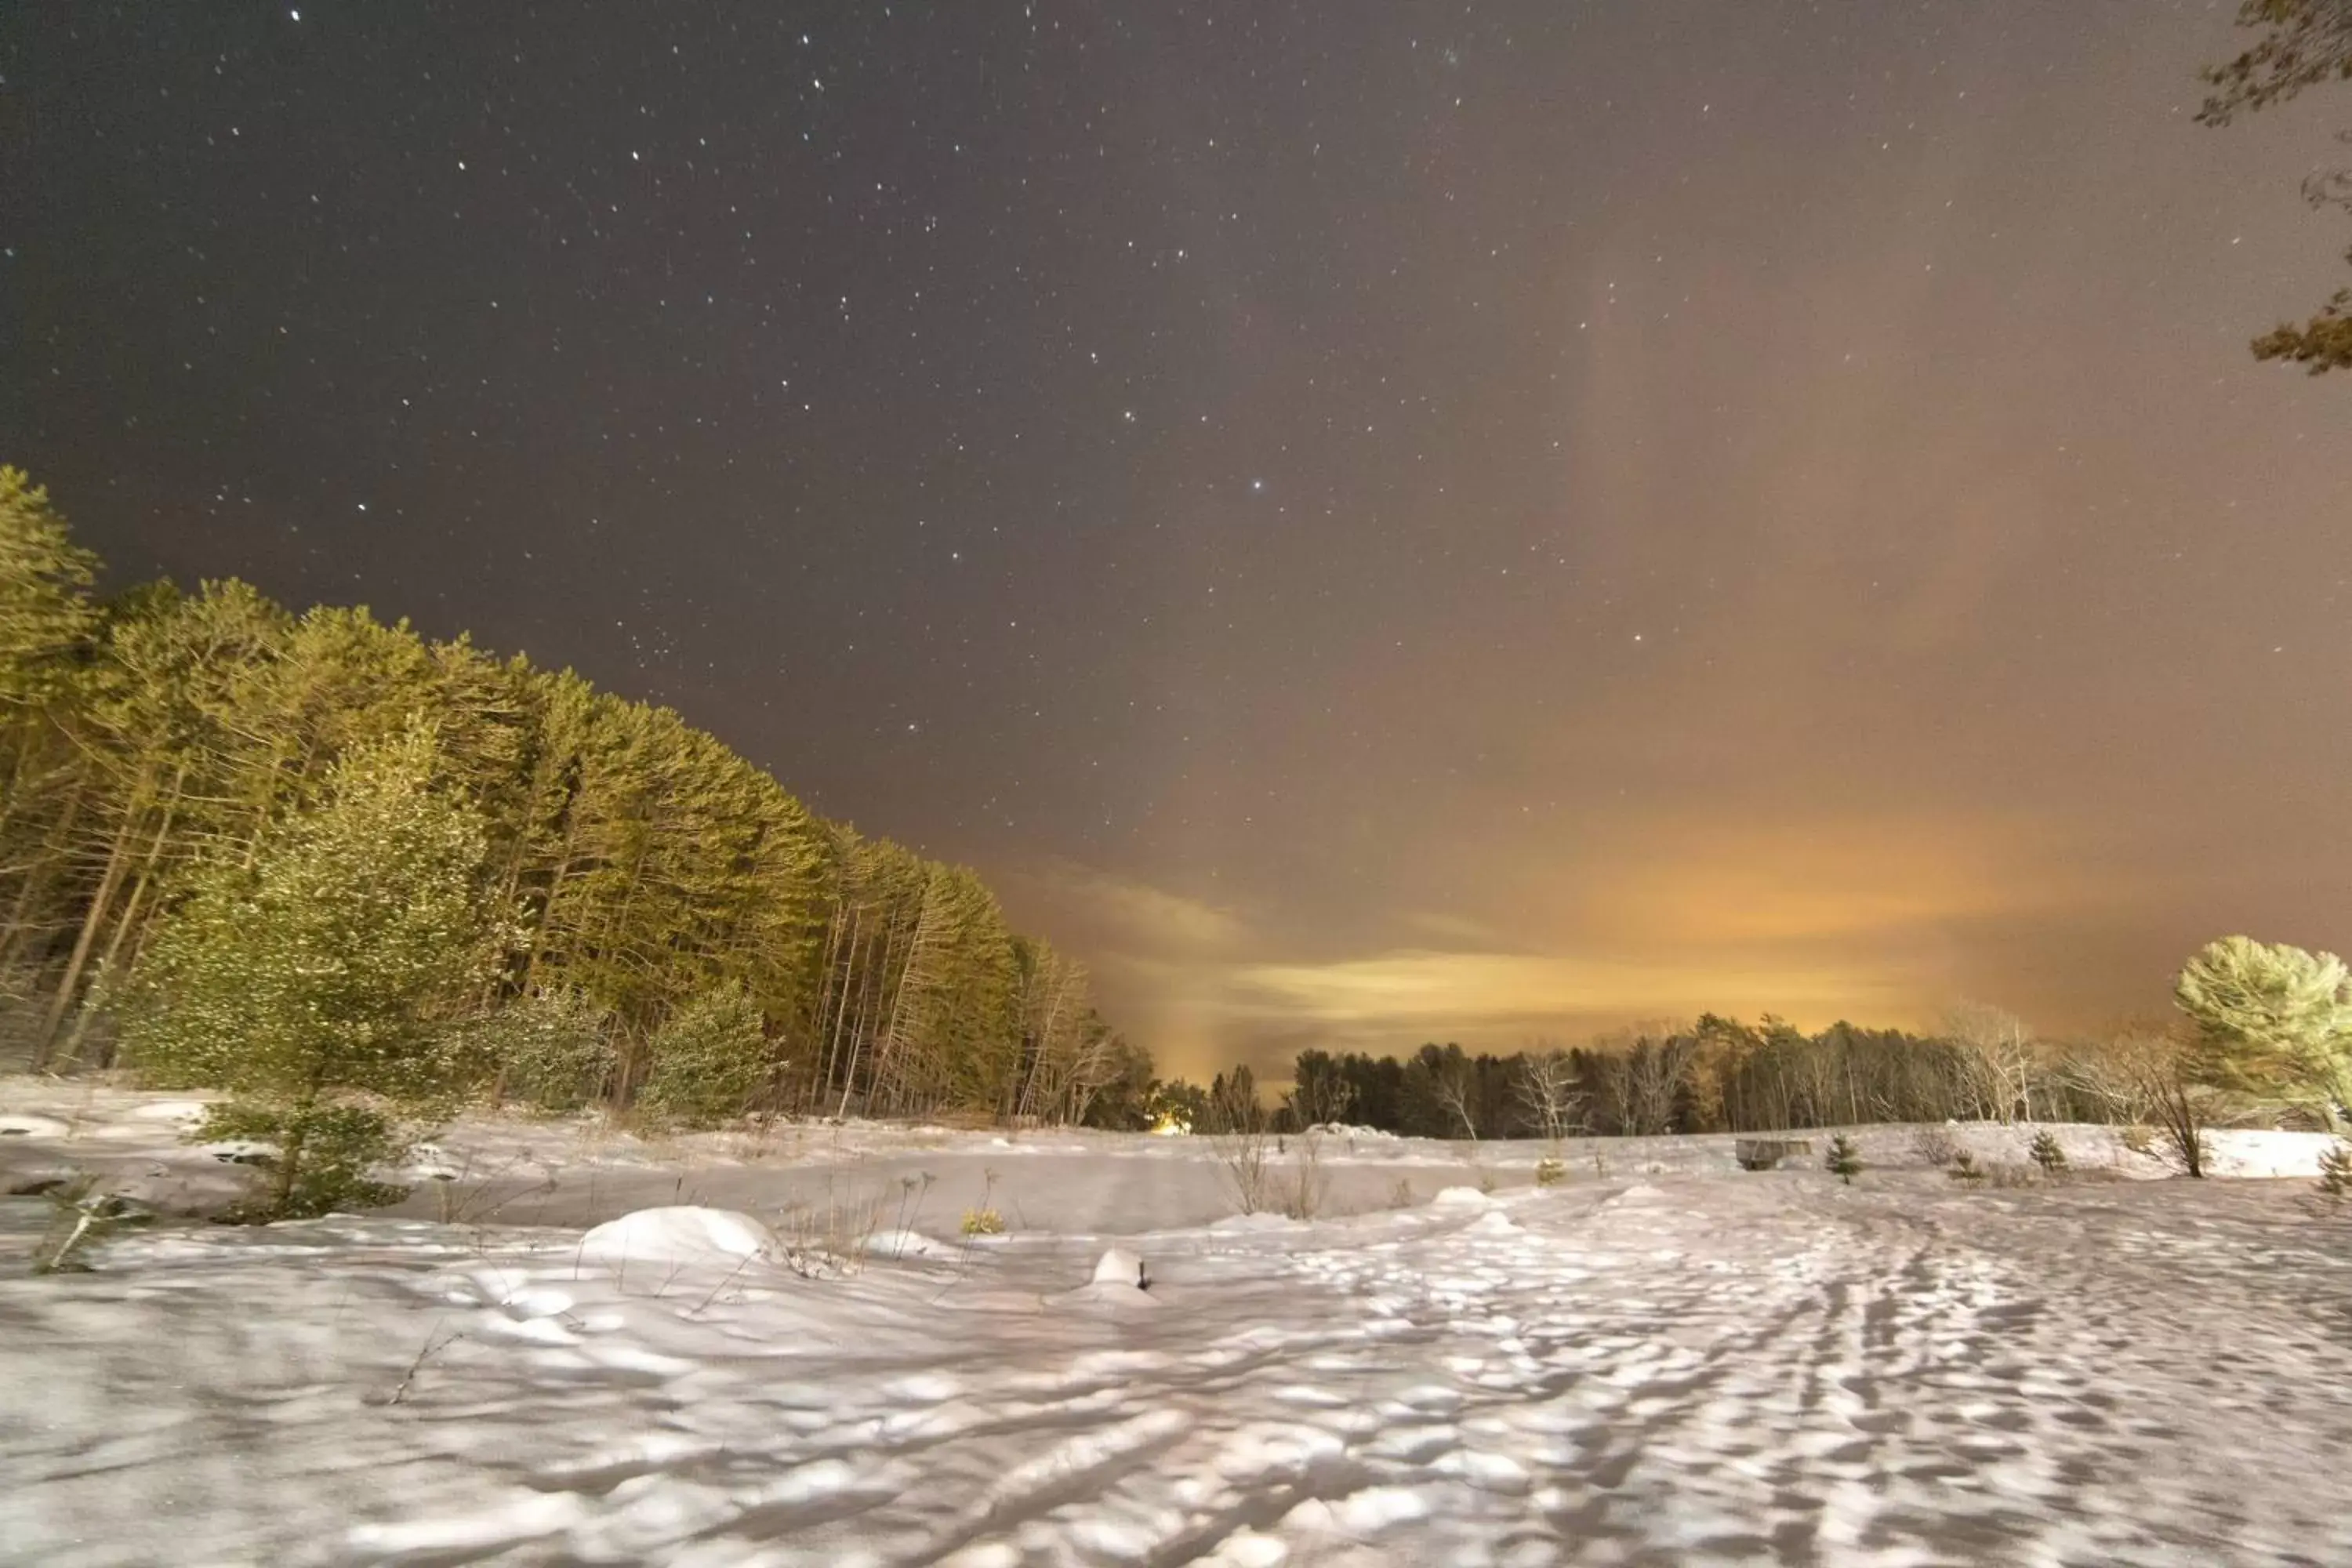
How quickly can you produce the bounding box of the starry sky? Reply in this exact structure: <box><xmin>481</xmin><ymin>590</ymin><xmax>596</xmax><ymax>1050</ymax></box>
<box><xmin>4</xmin><ymin>2</ymin><xmax>2347</xmax><ymax>1080</ymax></box>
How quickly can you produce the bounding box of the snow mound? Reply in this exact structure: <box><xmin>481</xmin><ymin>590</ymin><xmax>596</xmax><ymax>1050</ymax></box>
<box><xmin>1091</xmin><ymin>1247</ymin><xmax>1150</xmax><ymax>1290</ymax></box>
<box><xmin>1059</xmin><ymin>1248</ymin><xmax>1160</xmax><ymax>1310</ymax></box>
<box><xmin>575</xmin><ymin>1207</ymin><xmax>778</xmax><ymax>1268</ymax></box>
<box><xmin>1429</xmin><ymin>1185</ymin><xmax>1492</xmax><ymax>1210</ymax></box>
<box><xmin>0</xmin><ymin>1114</ymin><xmax>71</xmax><ymax>1138</ymax></box>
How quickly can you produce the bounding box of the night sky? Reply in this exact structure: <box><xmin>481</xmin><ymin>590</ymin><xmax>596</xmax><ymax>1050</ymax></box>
<box><xmin>4</xmin><ymin>2</ymin><xmax>2347</xmax><ymax>1080</ymax></box>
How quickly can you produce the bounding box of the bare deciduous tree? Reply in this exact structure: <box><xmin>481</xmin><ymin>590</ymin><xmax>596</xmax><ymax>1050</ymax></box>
<box><xmin>1944</xmin><ymin>1001</ymin><xmax>2038</xmax><ymax>1122</ymax></box>
<box><xmin>1513</xmin><ymin>1046</ymin><xmax>1584</xmax><ymax>1142</ymax></box>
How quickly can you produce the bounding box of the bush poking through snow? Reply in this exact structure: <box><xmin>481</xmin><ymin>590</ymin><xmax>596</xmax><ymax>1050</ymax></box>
<box><xmin>1912</xmin><ymin>1125</ymin><xmax>1962</xmax><ymax>1168</ymax></box>
<box><xmin>1825</xmin><ymin>1134</ymin><xmax>1863</xmax><ymax>1185</ymax></box>
<box><xmin>1217</xmin><ymin>1124</ymin><xmax>1276</xmax><ymax>1215</ymax></box>
<box><xmin>2030</xmin><ymin>1129</ymin><xmax>2070</xmax><ymax>1178</ymax></box>
<box><xmin>960</xmin><ymin>1167</ymin><xmax>1006</xmax><ymax>1236</ymax></box>
<box><xmin>2120</xmin><ymin>1124</ymin><xmax>2155</xmax><ymax>1156</ymax></box>
<box><xmin>1947</xmin><ymin>1149</ymin><xmax>1985</xmax><ymax>1186</ymax></box>
<box><xmin>776</xmin><ymin>1180</ymin><xmax>895</xmax><ymax>1278</ymax></box>
<box><xmin>1534</xmin><ymin>1156</ymin><xmax>1566</xmax><ymax>1187</ymax></box>
<box><xmin>2316</xmin><ymin>1142</ymin><xmax>2352</xmax><ymax>1210</ymax></box>
<box><xmin>1279</xmin><ymin>1132</ymin><xmax>1330</xmax><ymax>1220</ymax></box>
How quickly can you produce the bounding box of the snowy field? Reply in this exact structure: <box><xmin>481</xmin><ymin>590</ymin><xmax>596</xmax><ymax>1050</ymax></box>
<box><xmin>5</xmin><ymin>1081</ymin><xmax>2352</xmax><ymax>1566</ymax></box>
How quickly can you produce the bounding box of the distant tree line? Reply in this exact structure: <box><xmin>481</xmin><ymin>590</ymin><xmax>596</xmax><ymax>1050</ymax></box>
<box><xmin>1168</xmin><ymin>1017</ymin><xmax>2107</xmax><ymax>1142</ymax></box>
<box><xmin>1173</xmin><ymin>938</ymin><xmax>2352</xmax><ymax>1155</ymax></box>
<box><xmin>0</xmin><ymin>469</ymin><xmax>1152</xmax><ymax>1210</ymax></box>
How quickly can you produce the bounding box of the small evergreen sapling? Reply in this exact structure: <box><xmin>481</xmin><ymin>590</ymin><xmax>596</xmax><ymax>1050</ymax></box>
<box><xmin>120</xmin><ymin>724</ymin><xmax>495</xmax><ymax>1221</ymax></box>
<box><xmin>2029</xmin><ymin>1129</ymin><xmax>2070</xmax><ymax>1178</ymax></box>
<box><xmin>1825</xmin><ymin>1133</ymin><xmax>1863</xmax><ymax>1185</ymax></box>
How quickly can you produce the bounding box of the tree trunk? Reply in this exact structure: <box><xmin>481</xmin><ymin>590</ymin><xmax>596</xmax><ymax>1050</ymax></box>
<box><xmin>58</xmin><ymin>765</ymin><xmax>187</xmax><ymax>1065</ymax></box>
<box><xmin>31</xmin><ymin>764</ymin><xmax>155</xmax><ymax>1065</ymax></box>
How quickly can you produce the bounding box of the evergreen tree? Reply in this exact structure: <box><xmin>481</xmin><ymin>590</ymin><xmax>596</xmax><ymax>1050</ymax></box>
<box><xmin>637</xmin><ymin>985</ymin><xmax>767</xmax><ymax>1127</ymax></box>
<box><xmin>2175</xmin><ymin>936</ymin><xmax>2352</xmax><ymax>1116</ymax></box>
<box><xmin>2029</xmin><ymin>1129</ymin><xmax>2069</xmax><ymax>1177</ymax></box>
<box><xmin>466</xmin><ymin>986</ymin><xmax>615</xmax><ymax>1112</ymax></box>
<box><xmin>120</xmin><ymin>724</ymin><xmax>494</xmax><ymax>1218</ymax></box>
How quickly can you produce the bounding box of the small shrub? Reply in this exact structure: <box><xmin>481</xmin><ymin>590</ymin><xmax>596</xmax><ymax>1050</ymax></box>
<box><xmin>1277</xmin><ymin>1134</ymin><xmax>1330</xmax><ymax>1220</ymax></box>
<box><xmin>1217</xmin><ymin>1126</ymin><xmax>1276</xmax><ymax>1215</ymax></box>
<box><xmin>1911</xmin><ymin>1125</ymin><xmax>1962</xmax><ymax>1168</ymax></box>
<box><xmin>1477</xmin><ymin>1168</ymin><xmax>1498</xmax><ymax>1196</ymax></box>
<box><xmin>2317</xmin><ymin>1142</ymin><xmax>2352</xmax><ymax>1209</ymax></box>
<box><xmin>1389</xmin><ymin>1177</ymin><xmax>1416</xmax><ymax>1209</ymax></box>
<box><xmin>2029</xmin><ymin>1130</ymin><xmax>2070</xmax><ymax>1178</ymax></box>
<box><xmin>2119</xmin><ymin>1125</ymin><xmax>2154</xmax><ymax>1156</ymax></box>
<box><xmin>960</xmin><ymin>1168</ymin><xmax>1007</xmax><ymax>1236</ymax></box>
<box><xmin>1824</xmin><ymin>1134</ymin><xmax>1863</xmax><ymax>1185</ymax></box>
<box><xmin>1534</xmin><ymin>1156</ymin><xmax>1566</xmax><ymax>1187</ymax></box>
<box><xmin>1947</xmin><ymin>1149</ymin><xmax>1985</xmax><ymax>1186</ymax></box>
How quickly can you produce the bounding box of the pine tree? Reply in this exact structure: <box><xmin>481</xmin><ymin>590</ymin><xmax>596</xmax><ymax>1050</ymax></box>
<box><xmin>1825</xmin><ymin>1133</ymin><xmax>1863</xmax><ymax>1184</ymax></box>
<box><xmin>2029</xmin><ymin>1129</ymin><xmax>2069</xmax><ymax>1177</ymax></box>
<box><xmin>2175</xmin><ymin>935</ymin><xmax>2352</xmax><ymax>1118</ymax></box>
<box><xmin>120</xmin><ymin>724</ymin><xmax>493</xmax><ymax>1218</ymax></box>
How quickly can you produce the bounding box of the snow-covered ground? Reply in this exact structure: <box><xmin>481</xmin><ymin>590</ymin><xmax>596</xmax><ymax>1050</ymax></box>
<box><xmin>5</xmin><ymin>1080</ymin><xmax>2352</xmax><ymax>1565</ymax></box>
